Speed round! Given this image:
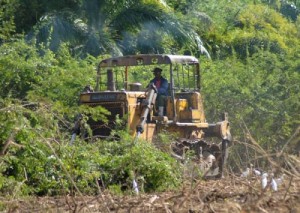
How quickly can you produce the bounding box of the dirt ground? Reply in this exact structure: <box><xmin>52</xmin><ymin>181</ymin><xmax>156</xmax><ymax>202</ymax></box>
<box><xmin>2</xmin><ymin>174</ymin><xmax>299</xmax><ymax>213</ymax></box>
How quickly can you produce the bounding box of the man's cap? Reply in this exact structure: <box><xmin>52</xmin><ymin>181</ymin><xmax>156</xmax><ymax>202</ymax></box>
<box><xmin>152</xmin><ymin>67</ymin><xmax>162</xmax><ymax>73</ymax></box>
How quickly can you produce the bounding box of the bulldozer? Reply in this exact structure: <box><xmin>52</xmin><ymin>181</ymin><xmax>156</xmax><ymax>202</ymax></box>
<box><xmin>73</xmin><ymin>54</ymin><xmax>232</xmax><ymax>178</ymax></box>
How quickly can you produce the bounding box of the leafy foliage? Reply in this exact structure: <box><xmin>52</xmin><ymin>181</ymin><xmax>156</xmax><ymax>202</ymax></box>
<box><xmin>202</xmin><ymin>50</ymin><xmax>300</xmax><ymax>147</ymax></box>
<box><xmin>0</xmin><ymin>0</ymin><xmax>16</xmax><ymax>42</ymax></box>
<box><xmin>0</xmin><ymin>107</ymin><xmax>181</xmax><ymax>196</ymax></box>
<box><xmin>0</xmin><ymin>39</ymin><xmax>97</xmax><ymax>107</ymax></box>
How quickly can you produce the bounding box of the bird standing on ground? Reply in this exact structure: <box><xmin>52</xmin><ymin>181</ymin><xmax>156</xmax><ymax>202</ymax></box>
<box><xmin>132</xmin><ymin>179</ymin><xmax>139</xmax><ymax>195</ymax></box>
<box><xmin>261</xmin><ymin>173</ymin><xmax>268</xmax><ymax>189</ymax></box>
<box><xmin>271</xmin><ymin>178</ymin><xmax>278</xmax><ymax>191</ymax></box>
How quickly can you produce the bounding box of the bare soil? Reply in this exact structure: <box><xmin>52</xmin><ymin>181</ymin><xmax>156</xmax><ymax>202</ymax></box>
<box><xmin>2</xmin><ymin>174</ymin><xmax>299</xmax><ymax>213</ymax></box>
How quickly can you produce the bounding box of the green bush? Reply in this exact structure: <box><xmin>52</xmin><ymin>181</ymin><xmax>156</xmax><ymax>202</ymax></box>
<box><xmin>0</xmin><ymin>107</ymin><xmax>182</xmax><ymax>196</ymax></box>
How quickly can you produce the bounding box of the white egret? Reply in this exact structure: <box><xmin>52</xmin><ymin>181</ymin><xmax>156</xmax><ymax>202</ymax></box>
<box><xmin>261</xmin><ymin>173</ymin><xmax>268</xmax><ymax>189</ymax></box>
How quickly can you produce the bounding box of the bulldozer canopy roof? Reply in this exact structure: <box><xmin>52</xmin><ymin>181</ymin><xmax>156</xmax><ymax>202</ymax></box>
<box><xmin>98</xmin><ymin>54</ymin><xmax>199</xmax><ymax>68</ymax></box>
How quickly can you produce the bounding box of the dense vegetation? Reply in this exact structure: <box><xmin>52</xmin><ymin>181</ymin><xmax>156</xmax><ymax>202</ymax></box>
<box><xmin>0</xmin><ymin>0</ymin><xmax>299</xmax><ymax>197</ymax></box>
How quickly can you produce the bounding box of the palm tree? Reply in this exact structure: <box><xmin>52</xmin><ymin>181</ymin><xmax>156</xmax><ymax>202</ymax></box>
<box><xmin>25</xmin><ymin>0</ymin><xmax>208</xmax><ymax>57</ymax></box>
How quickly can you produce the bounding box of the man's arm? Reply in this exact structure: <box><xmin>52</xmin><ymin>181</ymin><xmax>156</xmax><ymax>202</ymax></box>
<box><xmin>147</xmin><ymin>79</ymin><xmax>154</xmax><ymax>88</ymax></box>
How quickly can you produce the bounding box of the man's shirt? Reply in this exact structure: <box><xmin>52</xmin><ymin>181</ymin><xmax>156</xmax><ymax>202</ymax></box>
<box><xmin>150</xmin><ymin>77</ymin><xmax>168</xmax><ymax>96</ymax></box>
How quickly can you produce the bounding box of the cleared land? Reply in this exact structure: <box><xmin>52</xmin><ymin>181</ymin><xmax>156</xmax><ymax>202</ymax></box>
<box><xmin>2</xmin><ymin>173</ymin><xmax>299</xmax><ymax>213</ymax></box>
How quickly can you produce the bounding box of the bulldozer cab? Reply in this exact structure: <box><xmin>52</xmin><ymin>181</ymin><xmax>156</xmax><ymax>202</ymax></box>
<box><xmin>96</xmin><ymin>55</ymin><xmax>200</xmax><ymax>92</ymax></box>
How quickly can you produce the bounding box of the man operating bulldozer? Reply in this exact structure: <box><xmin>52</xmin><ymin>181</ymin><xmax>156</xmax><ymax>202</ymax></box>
<box><xmin>149</xmin><ymin>67</ymin><xmax>168</xmax><ymax>116</ymax></box>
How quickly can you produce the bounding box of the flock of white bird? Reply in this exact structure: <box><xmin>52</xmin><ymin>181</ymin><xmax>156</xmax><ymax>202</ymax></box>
<box><xmin>240</xmin><ymin>167</ymin><xmax>286</xmax><ymax>191</ymax></box>
<box><xmin>131</xmin><ymin>166</ymin><xmax>286</xmax><ymax>194</ymax></box>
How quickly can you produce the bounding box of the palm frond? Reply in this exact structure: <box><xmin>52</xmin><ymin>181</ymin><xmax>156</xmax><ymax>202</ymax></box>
<box><xmin>26</xmin><ymin>10</ymin><xmax>122</xmax><ymax>57</ymax></box>
<box><xmin>110</xmin><ymin>3</ymin><xmax>209</xmax><ymax>55</ymax></box>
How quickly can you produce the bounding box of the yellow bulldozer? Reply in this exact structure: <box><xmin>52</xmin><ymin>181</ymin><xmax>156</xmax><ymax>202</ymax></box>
<box><xmin>73</xmin><ymin>54</ymin><xmax>232</xmax><ymax>178</ymax></box>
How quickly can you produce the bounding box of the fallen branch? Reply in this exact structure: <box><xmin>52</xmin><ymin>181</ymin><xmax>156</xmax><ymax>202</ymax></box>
<box><xmin>0</xmin><ymin>131</ymin><xmax>24</xmax><ymax>156</ymax></box>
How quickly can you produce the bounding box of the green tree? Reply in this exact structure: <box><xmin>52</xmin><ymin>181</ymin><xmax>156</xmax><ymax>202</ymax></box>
<box><xmin>202</xmin><ymin>50</ymin><xmax>300</xmax><ymax>148</ymax></box>
<box><xmin>0</xmin><ymin>39</ymin><xmax>97</xmax><ymax>106</ymax></box>
<box><xmin>0</xmin><ymin>0</ymin><xmax>16</xmax><ymax>43</ymax></box>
